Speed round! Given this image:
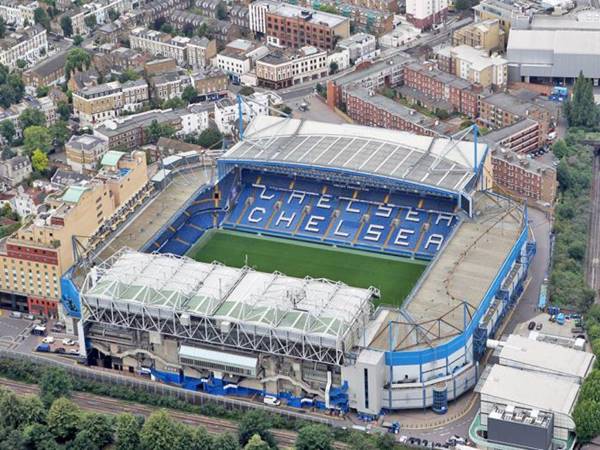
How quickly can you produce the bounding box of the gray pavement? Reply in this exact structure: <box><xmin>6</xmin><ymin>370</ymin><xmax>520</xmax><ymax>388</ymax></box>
<box><xmin>290</xmin><ymin>95</ymin><xmax>348</xmax><ymax>124</ymax></box>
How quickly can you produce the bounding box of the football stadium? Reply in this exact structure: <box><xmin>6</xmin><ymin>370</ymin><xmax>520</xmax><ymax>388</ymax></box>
<box><xmin>65</xmin><ymin>117</ymin><xmax>535</xmax><ymax>416</ymax></box>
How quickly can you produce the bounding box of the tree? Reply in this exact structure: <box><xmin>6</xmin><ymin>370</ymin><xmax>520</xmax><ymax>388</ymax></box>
<box><xmin>32</xmin><ymin>148</ymin><xmax>49</xmax><ymax>172</ymax></box>
<box><xmin>182</xmin><ymin>85</ymin><xmax>198</xmax><ymax>104</ymax></box>
<box><xmin>39</xmin><ymin>367</ymin><xmax>73</xmax><ymax>407</ymax></box>
<box><xmin>84</xmin><ymin>14</ymin><xmax>97</xmax><ymax>29</ymax></box>
<box><xmin>118</xmin><ymin>68</ymin><xmax>140</xmax><ymax>83</ymax></box>
<box><xmin>0</xmin><ymin>17</ymin><xmax>5</xmax><ymax>39</ymax></box>
<box><xmin>196</xmin><ymin>23</ymin><xmax>209</xmax><ymax>38</ymax></box>
<box><xmin>244</xmin><ymin>434</ymin><xmax>270</xmax><ymax>450</ymax></box>
<box><xmin>73</xmin><ymin>35</ymin><xmax>83</xmax><ymax>46</ymax></box>
<box><xmin>564</xmin><ymin>72</ymin><xmax>599</xmax><ymax>129</ymax></box>
<box><xmin>19</xmin><ymin>108</ymin><xmax>46</xmax><ymax>128</ymax></box>
<box><xmin>213</xmin><ymin>433</ymin><xmax>240</xmax><ymax>450</ymax></box>
<box><xmin>146</xmin><ymin>120</ymin><xmax>176</xmax><ymax>144</ymax></box>
<box><xmin>238</xmin><ymin>86</ymin><xmax>255</xmax><ymax>96</ymax></box>
<box><xmin>22</xmin><ymin>423</ymin><xmax>56</xmax><ymax>450</ymax></box>
<box><xmin>57</xmin><ymin>102</ymin><xmax>71</xmax><ymax>121</ymax></box>
<box><xmin>329</xmin><ymin>61</ymin><xmax>338</xmax><ymax>75</ymax></box>
<box><xmin>183</xmin><ymin>22</ymin><xmax>195</xmax><ymax>37</ymax></box>
<box><xmin>60</xmin><ymin>16</ymin><xmax>73</xmax><ymax>37</ymax></box>
<box><xmin>36</xmin><ymin>85</ymin><xmax>50</xmax><ymax>97</ymax></box>
<box><xmin>78</xmin><ymin>413</ymin><xmax>113</xmax><ymax>450</ymax></box>
<box><xmin>24</xmin><ymin>126</ymin><xmax>52</xmax><ymax>155</ymax></box>
<box><xmin>64</xmin><ymin>48</ymin><xmax>91</xmax><ymax>80</ymax></box>
<box><xmin>20</xmin><ymin>396</ymin><xmax>47</xmax><ymax>427</ymax></box>
<box><xmin>160</xmin><ymin>23</ymin><xmax>174</xmax><ymax>34</ymax></box>
<box><xmin>0</xmin><ymin>120</ymin><xmax>15</xmax><ymax>145</ymax></box>
<box><xmin>108</xmin><ymin>8</ymin><xmax>119</xmax><ymax>21</ymax></box>
<box><xmin>196</xmin><ymin>128</ymin><xmax>223</xmax><ymax>148</ymax></box>
<box><xmin>139</xmin><ymin>410</ymin><xmax>181</xmax><ymax>450</ymax></box>
<box><xmin>0</xmin><ymin>391</ymin><xmax>25</xmax><ymax>429</ymax></box>
<box><xmin>34</xmin><ymin>7</ymin><xmax>50</xmax><ymax>30</ymax></box>
<box><xmin>295</xmin><ymin>424</ymin><xmax>334</xmax><ymax>450</ymax></box>
<box><xmin>190</xmin><ymin>425</ymin><xmax>213</xmax><ymax>450</ymax></box>
<box><xmin>237</xmin><ymin>410</ymin><xmax>276</xmax><ymax>449</ymax></box>
<box><xmin>162</xmin><ymin>97</ymin><xmax>186</xmax><ymax>109</ymax></box>
<box><xmin>574</xmin><ymin>398</ymin><xmax>600</xmax><ymax>443</ymax></box>
<box><xmin>216</xmin><ymin>2</ymin><xmax>227</xmax><ymax>20</ymax></box>
<box><xmin>50</xmin><ymin>120</ymin><xmax>71</xmax><ymax>147</ymax></box>
<box><xmin>116</xmin><ymin>413</ymin><xmax>142</xmax><ymax>450</ymax></box>
<box><xmin>47</xmin><ymin>398</ymin><xmax>80</xmax><ymax>443</ymax></box>
<box><xmin>319</xmin><ymin>4</ymin><xmax>338</xmax><ymax>13</ymax></box>
<box><xmin>16</xmin><ymin>59</ymin><xmax>27</xmax><ymax>70</ymax></box>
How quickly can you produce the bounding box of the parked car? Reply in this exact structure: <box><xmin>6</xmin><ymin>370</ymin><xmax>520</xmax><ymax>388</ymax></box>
<box><xmin>9</xmin><ymin>311</ymin><xmax>22</xmax><ymax>319</ymax></box>
<box><xmin>55</xmin><ymin>347</ymin><xmax>66</xmax><ymax>354</ymax></box>
<box><xmin>536</xmin><ymin>323</ymin><xmax>543</xmax><ymax>331</ymax></box>
<box><xmin>68</xmin><ymin>348</ymin><xmax>79</xmax><ymax>355</ymax></box>
<box><xmin>528</xmin><ymin>321</ymin><xmax>536</xmax><ymax>330</ymax></box>
<box><xmin>42</xmin><ymin>336</ymin><xmax>54</xmax><ymax>344</ymax></box>
<box><xmin>23</xmin><ymin>314</ymin><xmax>35</xmax><ymax>320</ymax></box>
<box><xmin>36</xmin><ymin>343</ymin><xmax>50</xmax><ymax>352</ymax></box>
<box><xmin>263</xmin><ymin>396</ymin><xmax>281</xmax><ymax>406</ymax></box>
<box><xmin>62</xmin><ymin>338</ymin><xmax>76</xmax><ymax>346</ymax></box>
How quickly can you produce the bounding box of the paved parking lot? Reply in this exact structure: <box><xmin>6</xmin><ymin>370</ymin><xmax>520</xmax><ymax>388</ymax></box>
<box><xmin>0</xmin><ymin>311</ymin><xmax>35</xmax><ymax>351</ymax></box>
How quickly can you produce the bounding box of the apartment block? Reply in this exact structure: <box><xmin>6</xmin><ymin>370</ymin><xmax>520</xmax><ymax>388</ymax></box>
<box><xmin>129</xmin><ymin>27</ymin><xmax>217</xmax><ymax>69</ymax></box>
<box><xmin>436</xmin><ymin>45</ymin><xmax>507</xmax><ymax>89</ymax></box>
<box><xmin>249</xmin><ymin>1</ymin><xmax>350</xmax><ymax>50</ymax></box>
<box><xmin>255</xmin><ymin>46</ymin><xmax>328</xmax><ymax>89</ymax></box>
<box><xmin>0</xmin><ymin>156</ymin><xmax>31</xmax><ymax>187</ymax></box>
<box><xmin>452</xmin><ymin>18</ymin><xmax>504</xmax><ymax>51</ymax></box>
<box><xmin>346</xmin><ymin>87</ymin><xmax>452</xmax><ymax>136</ymax></box>
<box><xmin>479</xmin><ymin>92</ymin><xmax>552</xmax><ymax>149</ymax></box>
<box><xmin>215</xmin><ymin>39</ymin><xmax>269</xmax><ymax>84</ymax></box>
<box><xmin>338</xmin><ymin>32</ymin><xmax>378</xmax><ymax>63</ymax></box>
<box><xmin>403</xmin><ymin>61</ymin><xmax>480</xmax><ymax>117</ymax></box>
<box><xmin>150</xmin><ymin>71</ymin><xmax>192</xmax><ymax>102</ymax></box>
<box><xmin>491</xmin><ymin>147</ymin><xmax>557</xmax><ymax>205</ymax></box>
<box><xmin>192</xmin><ymin>68</ymin><xmax>229</xmax><ymax>98</ymax></box>
<box><xmin>406</xmin><ymin>0</ymin><xmax>448</xmax><ymax>30</ymax></box>
<box><xmin>65</xmin><ymin>134</ymin><xmax>109</xmax><ymax>173</ymax></box>
<box><xmin>0</xmin><ymin>151</ymin><xmax>148</xmax><ymax>317</ymax></box>
<box><xmin>483</xmin><ymin>118</ymin><xmax>541</xmax><ymax>155</ymax></box>
<box><xmin>22</xmin><ymin>51</ymin><xmax>68</xmax><ymax>89</ymax></box>
<box><xmin>0</xmin><ymin>0</ymin><xmax>37</xmax><ymax>28</ymax></box>
<box><xmin>0</xmin><ymin>25</ymin><xmax>47</xmax><ymax>70</ymax></box>
<box><xmin>72</xmin><ymin>80</ymin><xmax>149</xmax><ymax>125</ymax></box>
<box><xmin>144</xmin><ymin>58</ymin><xmax>178</xmax><ymax>75</ymax></box>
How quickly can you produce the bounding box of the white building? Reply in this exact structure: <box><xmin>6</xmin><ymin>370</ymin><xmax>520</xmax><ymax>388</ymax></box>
<box><xmin>405</xmin><ymin>0</ymin><xmax>448</xmax><ymax>30</ymax></box>
<box><xmin>0</xmin><ymin>0</ymin><xmax>37</xmax><ymax>28</ymax></box>
<box><xmin>214</xmin><ymin>39</ymin><xmax>269</xmax><ymax>84</ymax></box>
<box><xmin>441</xmin><ymin>45</ymin><xmax>507</xmax><ymax>89</ymax></box>
<box><xmin>255</xmin><ymin>46</ymin><xmax>329</xmax><ymax>89</ymax></box>
<box><xmin>327</xmin><ymin>48</ymin><xmax>350</xmax><ymax>72</ymax></box>
<box><xmin>179</xmin><ymin>103</ymin><xmax>211</xmax><ymax>136</ymax></box>
<box><xmin>0</xmin><ymin>25</ymin><xmax>48</xmax><ymax>70</ymax></box>
<box><xmin>338</xmin><ymin>33</ymin><xmax>378</xmax><ymax>64</ymax></box>
<box><xmin>214</xmin><ymin>93</ymin><xmax>270</xmax><ymax>135</ymax></box>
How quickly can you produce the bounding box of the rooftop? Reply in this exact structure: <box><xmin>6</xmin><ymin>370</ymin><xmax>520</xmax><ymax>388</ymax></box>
<box><xmin>222</xmin><ymin>116</ymin><xmax>486</xmax><ymax>194</ymax></box>
<box><xmin>477</xmin><ymin>364</ymin><xmax>580</xmax><ymax>417</ymax></box>
<box><xmin>259</xmin><ymin>0</ymin><xmax>348</xmax><ymax>27</ymax></box>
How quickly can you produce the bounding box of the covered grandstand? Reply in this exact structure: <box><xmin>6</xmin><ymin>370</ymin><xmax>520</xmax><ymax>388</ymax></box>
<box><xmin>70</xmin><ymin>117</ymin><xmax>533</xmax><ymax>417</ymax></box>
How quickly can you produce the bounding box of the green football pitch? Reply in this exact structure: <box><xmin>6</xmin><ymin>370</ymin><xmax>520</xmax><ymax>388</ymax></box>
<box><xmin>187</xmin><ymin>230</ymin><xmax>426</xmax><ymax>307</ymax></box>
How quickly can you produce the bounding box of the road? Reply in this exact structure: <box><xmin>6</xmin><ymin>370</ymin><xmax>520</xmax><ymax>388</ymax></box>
<box><xmin>588</xmin><ymin>152</ymin><xmax>600</xmax><ymax>295</ymax></box>
<box><xmin>0</xmin><ymin>377</ymin><xmax>350</xmax><ymax>450</ymax></box>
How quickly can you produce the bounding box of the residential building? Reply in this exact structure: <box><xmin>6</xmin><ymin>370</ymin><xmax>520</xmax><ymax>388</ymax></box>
<box><xmin>150</xmin><ymin>71</ymin><xmax>191</xmax><ymax>102</ymax></box>
<box><xmin>230</xmin><ymin>4</ymin><xmax>249</xmax><ymax>30</ymax></box>
<box><xmin>483</xmin><ymin>118</ymin><xmax>542</xmax><ymax>155</ymax></box>
<box><xmin>72</xmin><ymin>80</ymin><xmax>149</xmax><ymax>125</ymax></box>
<box><xmin>436</xmin><ymin>45</ymin><xmax>507</xmax><ymax>89</ymax></box>
<box><xmin>0</xmin><ymin>25</ymin><xmax>48</xmax><ymax>70</ymax></box>
<box><xmin>144</xmin><ymin>57</ymin><xmax>178</xmax><ymax>75</ymax></box>
<box><xmin>405</xmin><ymin>0</ymin><xmax>448</xmax><ymax>30</ymax></box>
<box><xmin>22</xmin><ymin>51</ymin><xmax>68</xmax><ymax>90</ymax></box>
<box><xmin>192</xmin><ymin>68</ymin><xmax>229</xmax><ymax>98</ymax></box>
<box><xmin>473</xmin><ymin>0</ymin><xmax>538</xmax><ymax>35</ymax></box>
<box><xmin>327</xmin><ymin>48</ymin><xmax>350</xmax><ymax>73</ymax></box>
<box><xmin>11</xmin><ymin>186</ymin><xmax>44</xmax><ymax>218</ymax></box>
<box><xmin>130</xmin><ymin>27</ymin><xmax>217</xmax><ymax>69</ymax></box>
<box><xmin>195</xmin><ymin>0</ymin><xmax>224</xmax><ymax>19</ymax></box>
<box><xmin>38</xmin><ymin>96</ymin><xmax>57</xmax><ymax>125</ymax></box>
<box><xmin>214</xmin><ymin>93</ymin><xmax>270</xmax><ymax>134</ymax></box>
<box><xmin>0</xmin><ymin>151</ymin><xmax>148</xmax><ymax>317</ymax></box>
<box><xmin>181</xmin><ymin>103</ymin><xmax>211</xmax><ymax>135</ymax></box>
<box><xmin>170</xmin><ymin>10</ymin><xmax>240</xmax><ymax>45</ymax></box>
<box><xmin>138</xmin><ymin>0</ymin><xmax>192</xmax><ymax>26</ymax></box>
<box><xmin>215</xmin><ymin>39</ymin><xmax>269</xmax><ymax>84</ymax></box>
<box><xmin>255</xmin><ymin>46</ymin><xmax>328</xmax><ymax>89</ymax></box>
<box><xmin>0</xmin><ymin>156</ymin><xmax>32</xmax><ymax>187</ymax></box>
<box><xmin>0</xmin><ymin>0</ymin><xmax>37</xmax><ymax>28</ymax></box>
<box><xmin>65</xmin><ymin>134</ymin><xmax>109</xmax><ymax>173</ymax></box>
<box><xmin>346</xmin><ymin>87</ymin><xmax>452</xmax><ymax>136</ymax></box>
<box><xmin>338</xmin><ymin>33</ymin><xmax>378</xmax><ymax>64</ymax></box>
<box><xmin>402</xmin><ymin>61</ymin><xmax>481</xmax><ymax>117</ymax></box>
<box><xmin>249</xmin><ymin>1</ymin><xmax>350</xmax><ymax>50</ymax></box>
<box><xmin>452</xmin><ymin>18</ymin><xmax>504</xmax><ymax>51</ymax></box>
<box><xmin>478</xmin><ymin>92</ymin><xmax>552</xmax><ymax>148</ymax></box>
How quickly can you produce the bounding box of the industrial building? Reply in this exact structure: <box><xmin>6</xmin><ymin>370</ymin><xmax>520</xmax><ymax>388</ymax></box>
<box><xmin>66</xmin><ymin>117</ymin><xmax>532</xmax><ymax>417</ymax></box>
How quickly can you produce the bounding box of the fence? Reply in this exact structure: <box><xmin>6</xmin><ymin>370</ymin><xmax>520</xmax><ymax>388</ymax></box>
<box><xmin>0</xmin><ymin>348</ymin><xmax>339</xmax><ymax>427</ymax></box>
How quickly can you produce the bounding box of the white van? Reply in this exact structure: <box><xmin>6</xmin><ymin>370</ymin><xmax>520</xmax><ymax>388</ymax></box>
<box><xmin>263</xmin><ymin>396</ymin><xmax>281</xmax><ymax>406</ymax></box>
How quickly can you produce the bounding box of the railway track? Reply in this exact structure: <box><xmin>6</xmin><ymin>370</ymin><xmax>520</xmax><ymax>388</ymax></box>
<box><xmin>0</xmin><ymin>377</ymin><xmax>347</xmax><ymax>449</ymax></box>
<box><xmin>588</xmin><ymin>152</ymin><xmax>600</xmax><ymax>295</ymax></box>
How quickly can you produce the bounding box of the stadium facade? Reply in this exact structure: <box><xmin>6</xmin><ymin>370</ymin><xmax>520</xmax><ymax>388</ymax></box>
<box><xmin>62</xmin><ymin>117</ymin><xmax>535</xmax><ymax>416</ymax></box>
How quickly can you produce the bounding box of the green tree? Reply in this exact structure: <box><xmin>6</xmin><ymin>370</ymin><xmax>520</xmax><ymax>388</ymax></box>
<box><xmin>118</xmin><ymin>68</ymin><xmax>140</xmax><ymax>83</ymax></box>
<box><xmin>64</xmin><ymin>48</ymin><xmax>92</xmax><ymax>80</ymax></box>
<box><xmin>39</xmin><ymin>367</ymin><xmax>73</xmax><ymax>407</ymax></box>
<box><xmin>160</xmin><ymin>23</ymin><xmax>174</xmax><ymax>34</ymax></box>
<box><xmin>60</xmin><ymin>16</ymin><xmax>73</xmax><ymax>37</ymax></box>
<box><xmin>216</xmin><ymin>2</ymin><xmax>227</xmax><ymax>20</ymax></box>
<box><xmin>190</xmin><ymin>425</ymin><xmax>213</xmax><ymax>450</ymax></box>
<box><xmin>319</xmin><ymin>4</ymin><xmax>338</xmax><ymax>13</ymax></box>
<box><xmin>57</xmin><ymin>102</ymin><xmax>71</xmax><ymax>121</ymax></box>
<box><xmin>0</xmin><ymin>17</ymin><xmax>5</xmax><ymax>39</ymax></box>
<box><xmin>564</xmin><ymin>72</ymin><xmax>599</xmax><ymax>129</ymax></box>
<box><xmin>32</xmin><ymin>148</ymin><xmax>49</xmax><ymax>172</ymax></box>
<box><xmin>78</xmin><ymin>413</ymin><xmax>113</xmax><ymax>450</ymax></box>
<box><xmin>19</xmin><ymin>108</ymin><xmax>46</xmax><ymax>128</ymax></box>
<box><xmin>162</xmin><ymin>97</ymin><xmax>186</xmax><ymax>109</ymax></box>
<box><xmin>16</xmin><ymin>59</ymin><xmax>27</xmax><ymax>70</ymax></box>
<box><xmin>73</xmin><ymin>35</ymin><xmax>83</xmax><ymax>46</ymax></box>
<box><xmin>139</xmin><ymin>410</ymin><xmax>181</xmax><ymax>450</ymax></box>
<box><xmin>108</xmin><ymin>8</ymin><xmax>119</xmax><ymax>21</ymax></box>
<box><xmin>47</xmin><ymin>398</ymin><xmax>80</xmax><ymax>443</ymax></box>
<box><xmin>213</xmin><ymin>433</ymin><xmax>240</xmax><ymax>450</ymax></box>
<box><xmin>116</xmin><ymin>413</ymin><xmax>142</xmax><ymax>450</ymax></box>
<box><xmin>34</xmin><ymin>7</ymin><xmax>50</xmax><ymax>30</ymax></box>
<box><xmin>22</xmin><ymin>423</ymin><xmax>56</xmax><ymax>450</ymax></box>
<box><xmin>0</xmin><ymin>65</ymin><xmax>24</xmax><ymax>107</ymax></box>
<box><xmin>244</xmin><ymin>433</ymin><xmax>270</xmax><ymax>450</ymax></box>
<box><xmin>196</xmin><ymin>128</ymin><xmax>223</xmax><ymax>148</ymax></box>
<box><xmin>196</xmin><ymin>23</ymin><xmax>209</xmax><ymax>38</ymax></box>
<box><xmin>238</xmin><ymin>86</ymin><xmax>255</xmax><ymax>96</ymax></box>
<box><xmin>295</xmin><ymin>424</ymin><xmax>333</xmax><ymax>450</ymax></box>
<box><xmin>84</xmin><ymin>14</ymin><xmax>97</xmax><ymax>29</ymax></box>
<box><xmin>0</xmin><ymin>119</ymin><xmax>15</xmax><ymax>145</ymax></box>
<box><xmin>182</xmin><ymin>85</ymin><xmax>197</xmax><ymax>104</ymax></box>
<box><xmin>146</xmin><ymin>120</ymin><xmax>176</xmax><ymax>144</ymax></box>
<box><xmin>36</xmin><ymin>85</ymin><xmax>50</xmax><ymax>97</ymax></box>
<box><xmin>20</xmin><ymin>396</ymin><xmax>47</xmax><ymax>427</ymax></box>
<box><xmin>50</xmin><ymin>120</ymin><xmax>71</xmax><ymax>147</ymax></box>
<box><xmin>0</xmin><ymin>391</ymin><xmax>25</xmax><ymax>429</ymax></box>
<box><xmin>237</xmin><ymin>410</ymin><xmax>276</xmax><ymax>448</ymax></box>
<box><xmin>574</xmin><ymin>398</ymin><xmax>600</xmax><ymax>442</ymax></box>
<box><xmin>24</xmin><ymin>126</ymin><xmax>52</xmax><ymax>155</ymax></box>
<box><xmin>329</xmin><ymin>61</ymin><xmax>338</xmax><ymax>75</ymax></box>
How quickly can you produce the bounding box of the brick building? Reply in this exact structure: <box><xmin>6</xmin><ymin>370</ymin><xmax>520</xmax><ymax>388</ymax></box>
<box><xmin>452</xmin><ymin>18</ymin><xmax>505</xmax><ymax>51</ymax></box>
<box><xmin>491</xmin><ymin>147</ymin><xmax>557</xmax><ymax>205</ymax></box>
<box><xmin>256</xmin><ymin>46</ymin><xmax>328</xmax><ymax>89</ymax></box>
<box><xmin>482</xmin><ymin>118</ymin><xmax>541</xmax><ymax>155</ymax></box>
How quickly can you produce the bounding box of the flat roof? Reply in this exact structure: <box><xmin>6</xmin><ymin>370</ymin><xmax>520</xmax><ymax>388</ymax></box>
<box><xmin>262</xmin><ymin>0</ymin><xmax>348</xmax><ymax>27</ymax></box>
<box><xmin>180</xmin><ymin>344</ymin><xmax>257</xmax><ymax>369</ymax></box>
<box><xmin>62</xmin><ymin>185</ymin><xmax>89</xmax><ymax>203</ymax></box>
<box><xmin>498</xmin><ymin>334</ymin><xmax>595</xmax><ymax>380</ymax></box>
<box><xmin>478</xmin><ymin>364</ymin><xmax>580</xmax><ymax>416</ymax></box>
<box><xmin>82</xmin><ymin>249</ymin><xmax>375</xmax><ymax>343</ymax></box>
<box><xmin>222</xmin><ymin>117</ymin><xmax>486</xmax><ymax>194</ymax></box>
<box><xmin>101</xmin><ymin>151</ymin><xmax>125</xmax><ymax>166</ymax></box>
<box><xmin>369</xmin><ymin>192</ymin><xmax>524</xmax><ymax>351</ymax></box>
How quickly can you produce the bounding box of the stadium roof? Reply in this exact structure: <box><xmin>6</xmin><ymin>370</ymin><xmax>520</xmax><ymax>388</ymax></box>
<box><xmin>221</xmin><ymin>117</ymin><xmax>487</xmax><ymax>195</ymax></box>
<box><xmin>82</xmin><ymin>249</ymin><xmax>375</xmax><ymax>346</ymax></box>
